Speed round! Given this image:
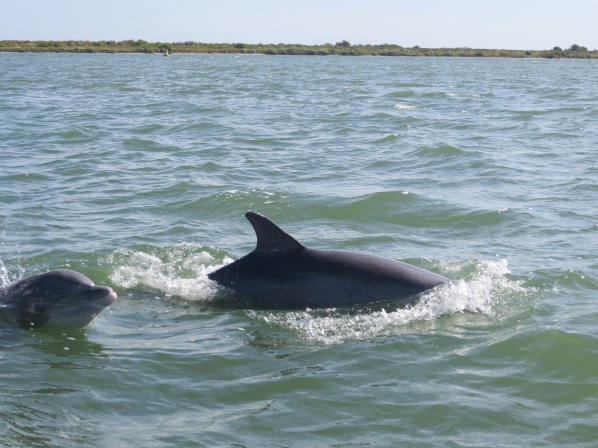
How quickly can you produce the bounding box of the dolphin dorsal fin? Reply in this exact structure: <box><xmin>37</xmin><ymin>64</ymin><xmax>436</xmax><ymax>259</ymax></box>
<box><xmin>245</xmin><ymin>212</ymin><xmax>304</xmax><ymax>253</ymax></box>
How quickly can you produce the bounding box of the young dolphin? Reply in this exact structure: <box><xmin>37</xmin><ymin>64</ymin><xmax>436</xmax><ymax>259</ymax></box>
<box><xmin>208</xmin><ymin>212</ymin><xmax>448</xmax><ymax>308</ymax></box>
<box><xmin>0</xmin><ymin>269</ymin><xmax>116</xmax><ymax>328</ymax></box>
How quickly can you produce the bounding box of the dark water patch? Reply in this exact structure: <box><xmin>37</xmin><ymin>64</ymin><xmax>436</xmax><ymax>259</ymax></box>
<box><xmin>0</xmin><ymin>172</ymin><xmax>52</xmax><ymax>183</ymax></box>
<box><xmin>429</xmin><ymin>208</ymin><xmax>514</xmax><ymax>229</ymax></box>
<box><xmin>372</xmin><ymin>133</ymin><xmax>405</xmax><ymax>145</ymax></box>
<box><xmin>388</xmin><ymin>90</ymin><xmax>416</xmax><ymax>98</ymax></box>
<box><xmin>362</xmin><ymin>111</ymin><xmax>400</xmax><ymax>121</ymax></box>
<box><xmin>421</xmin><ymin>91</ymin><xmax>451</xmax><ymax>98</ymax></box>
<box><xmin>121</xmin><ymin>138</ymin><xmax>180</xmax><ymax>154</ymax></box>
<box><xmin>324</xmin><ymin>190</ymin><xmax>419</xmax><ymax>221</ymax></box>
<box><xmin>54</xmin><ymin>129</ymin><xmax>95</xmax><ymax>142</ymax></box>
<box><xmin>131</xmin><ymin>123</ymin><xmax>168</xmax><ymax>135</ymax></box>
<box><xmin>411</xmin><ymin>144</ymin><xmax>466</xmax><ymax>157</ymax></box>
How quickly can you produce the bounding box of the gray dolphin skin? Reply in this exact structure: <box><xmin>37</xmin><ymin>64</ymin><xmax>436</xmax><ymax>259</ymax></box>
<box><xmin>0</xmin><ymin>269</ymin><xmax>117</xmax><ymax>328</ymax></box>
<box><xmin>208</xmin><ymin>212</ymin><xmax>449</xmax><ymax>308</ymax></box>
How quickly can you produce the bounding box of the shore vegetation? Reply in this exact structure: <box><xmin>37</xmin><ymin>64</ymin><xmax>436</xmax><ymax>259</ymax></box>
<box><xmin>1</xmin><ymin>40</ymin><xmax>596</xmax><ymax>59</ymax></box>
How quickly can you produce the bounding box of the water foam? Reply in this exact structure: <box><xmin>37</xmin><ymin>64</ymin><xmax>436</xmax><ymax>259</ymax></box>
<box><xmin>394</xmin><ymin>103</ymin><xmax>416</xmax><ymax>110</ymax></box>
<box><xmin>0</xmin><ymin>259</ymin><xmax>9</xmax><ymax>287</ymax></box>
<box><xmin>0</xmin><ymin>241</ymin><xmax>27</xmax><ymax>287</ymax></box>
<box><xmin>247</xmin><ymin>259</ymin><xmax>529</xmax><ymax>344</ymax></box>
<box><xmin>107</xmin><ymin>244</ymin><xmax>232</xmax><ymax>301</ymax></box>
<box><xmin>107</xmin><ymin>246</ymin><xmax>530</xmax><ymax>344</ymax></box>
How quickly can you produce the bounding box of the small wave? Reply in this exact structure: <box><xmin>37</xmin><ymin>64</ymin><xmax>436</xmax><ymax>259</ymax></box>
<box><xmin>1</xmin><ymin>172</ymin><xmax>51</xmax><ymax>182</ymax></box>
<box><xmin>327</xmin><ymin>190</ymin><xmax>415</xmax><ymax>221</ymax></box>
<box><xmin>394</xmin><ymin>103</ymin><xmax>416</xmax><ymax>110</ymax></box>
<box><xmin>372</xmin><ymin>133</ymin><xmax>400</xmax><ymax>144</ymax></box>
<box><xmin>446</xmin><ymin>92</ymin><xmax>483</xmax><ymax>99</ymax></box>
<box><xmin>59</xmin><ymin>129</ymin><xmax>92</xmax><ymax>140</ymax></box>
<box><xmin>248</xmin><ymin>259</ymin><xmax>529</xmax><ymax>344</ymax></box>
<box><xmin>412</xmin><ymin>144</ymin><xmax>466</xmax><ymax>157</ymax></box>
<box><xmin>389</xmin><ymin>90</ymin><xmax>416</xmax><ymax>98</ymax></box>
<box><xmin>334</xmin><ymin>85</ymin><xmax>370</xmax><ymax>96</ymax></box>
<box><xmin>482</xmin><ymin>328</ymin><xmax>598</xmax><ymax>382</ymax></box>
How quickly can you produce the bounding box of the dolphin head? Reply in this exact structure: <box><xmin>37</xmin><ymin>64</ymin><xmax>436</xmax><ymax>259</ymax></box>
<box><xmin>1</xmin><ymin>269</ymin><xmax>117</xmax><ymax>328</ymax></box>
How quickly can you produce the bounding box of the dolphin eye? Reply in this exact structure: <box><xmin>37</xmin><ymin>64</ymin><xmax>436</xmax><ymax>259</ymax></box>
<box><xmin>34</xmin><ymin>305</ymin><xmax>47</xmax><ymax>314</ymax></box>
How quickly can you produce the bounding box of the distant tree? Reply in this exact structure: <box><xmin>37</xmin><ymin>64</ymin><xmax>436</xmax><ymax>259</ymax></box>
<box><xmin>335</xmin><ymin>40</ymin><xmax>351</xmax><ymax>47</ymax></box>
<box><xmin>568</xmin><ymin>44</ymin><xmax>587</xmax><ymax>51</ymax></box>
<box><xmin>552</xmin><ymin>46</ymin><xmax>562</xmax><ymax>51</ymax></box>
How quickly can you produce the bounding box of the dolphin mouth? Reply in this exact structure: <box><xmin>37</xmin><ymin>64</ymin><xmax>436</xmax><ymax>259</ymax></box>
<box><xmin>91</xmin><ymin>286</ymin><xmax>117</xmax><ymax>308</ymax></box>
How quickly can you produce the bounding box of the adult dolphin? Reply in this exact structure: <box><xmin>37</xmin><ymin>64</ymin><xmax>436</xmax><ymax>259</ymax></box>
<box><xmin>208</xmin><ymin>212</ymin><xmax>448</xmax><ymax>308</ymax></box>
<box><xmin>0</xmin><ymin>269</ymin><xmax>116</xmax><ymax>328</ymax></box>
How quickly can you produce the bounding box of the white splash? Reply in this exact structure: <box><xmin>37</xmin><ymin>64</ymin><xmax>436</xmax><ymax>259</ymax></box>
<box><xmin>0</xmin><ymin>254</ymin><xmax>27</xmax><ymax>287</ymax></box>
<box><xmin>394</xmin><ymin>103</ymin><xmax>416</xmax><ymax>110</ymax></box>
<box><xmin>248</xmin><ymin>259</ymin><xmax>528</xmax><ymax>344</ymax></box>
<box><xmin>106</xmin><ymin>248</ymin><xmax>530</xmax><ymax>345</ymax></box>
<box><xmin>107</xmin><ymin>244</ymin><xmax>231</xmax><ymax>301</ymax></box>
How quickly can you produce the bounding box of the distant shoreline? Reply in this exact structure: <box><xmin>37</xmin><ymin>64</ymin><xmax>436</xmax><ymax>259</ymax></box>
<box><xmin>1</xmin><ymin>40</ymin><xmax>596</xmax><ymax>59</ymax></box>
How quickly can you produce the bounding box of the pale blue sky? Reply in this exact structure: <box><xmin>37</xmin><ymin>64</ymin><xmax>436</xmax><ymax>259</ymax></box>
<box><xmin>2</xmin><ymin>0</ymin><xmax>597</xmax><ymax>50</ymax></box>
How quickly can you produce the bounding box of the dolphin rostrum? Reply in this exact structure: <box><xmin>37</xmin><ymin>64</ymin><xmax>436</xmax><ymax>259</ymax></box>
<box><xmin>208</xmin><ymin>212</ymin><xmax>448</xmax><ymax>308</ymax></box>
<box><xmin>0</xmin><ymin>269</ymin><xmax>117</xmax><ymax>328</ymax></box>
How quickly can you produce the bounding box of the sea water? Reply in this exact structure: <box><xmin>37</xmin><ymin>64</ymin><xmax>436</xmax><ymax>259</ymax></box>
<box><xmin>1</xmin><ymin>53</ymin><xmax>598</xmax><ymax>446</ymax></box>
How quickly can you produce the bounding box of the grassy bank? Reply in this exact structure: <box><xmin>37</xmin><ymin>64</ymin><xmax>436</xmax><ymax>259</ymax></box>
<box><xmin>1</xmin><ymin>40</ymin><xmax>596</xmax><ymax>59</ymax></box>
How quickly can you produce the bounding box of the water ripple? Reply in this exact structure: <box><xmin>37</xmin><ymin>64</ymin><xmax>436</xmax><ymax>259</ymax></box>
<box><xmin>2</xmin><ymin>53</ymin><xmax>598</xmax><ymax>446</ymax></box>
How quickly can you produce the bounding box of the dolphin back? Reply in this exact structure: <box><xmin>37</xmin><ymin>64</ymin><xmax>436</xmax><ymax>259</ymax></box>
<box><xmin>209</xmin><ymin>212</ymin><xmax>448</xmax><ymax>308</ymax></box>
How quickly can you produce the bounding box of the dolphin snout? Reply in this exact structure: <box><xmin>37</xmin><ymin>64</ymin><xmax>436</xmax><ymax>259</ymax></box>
<box><xmin>93</xmin><ymin>286</ymin><xmax>117</xmax><ymax>307</ymax></box>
